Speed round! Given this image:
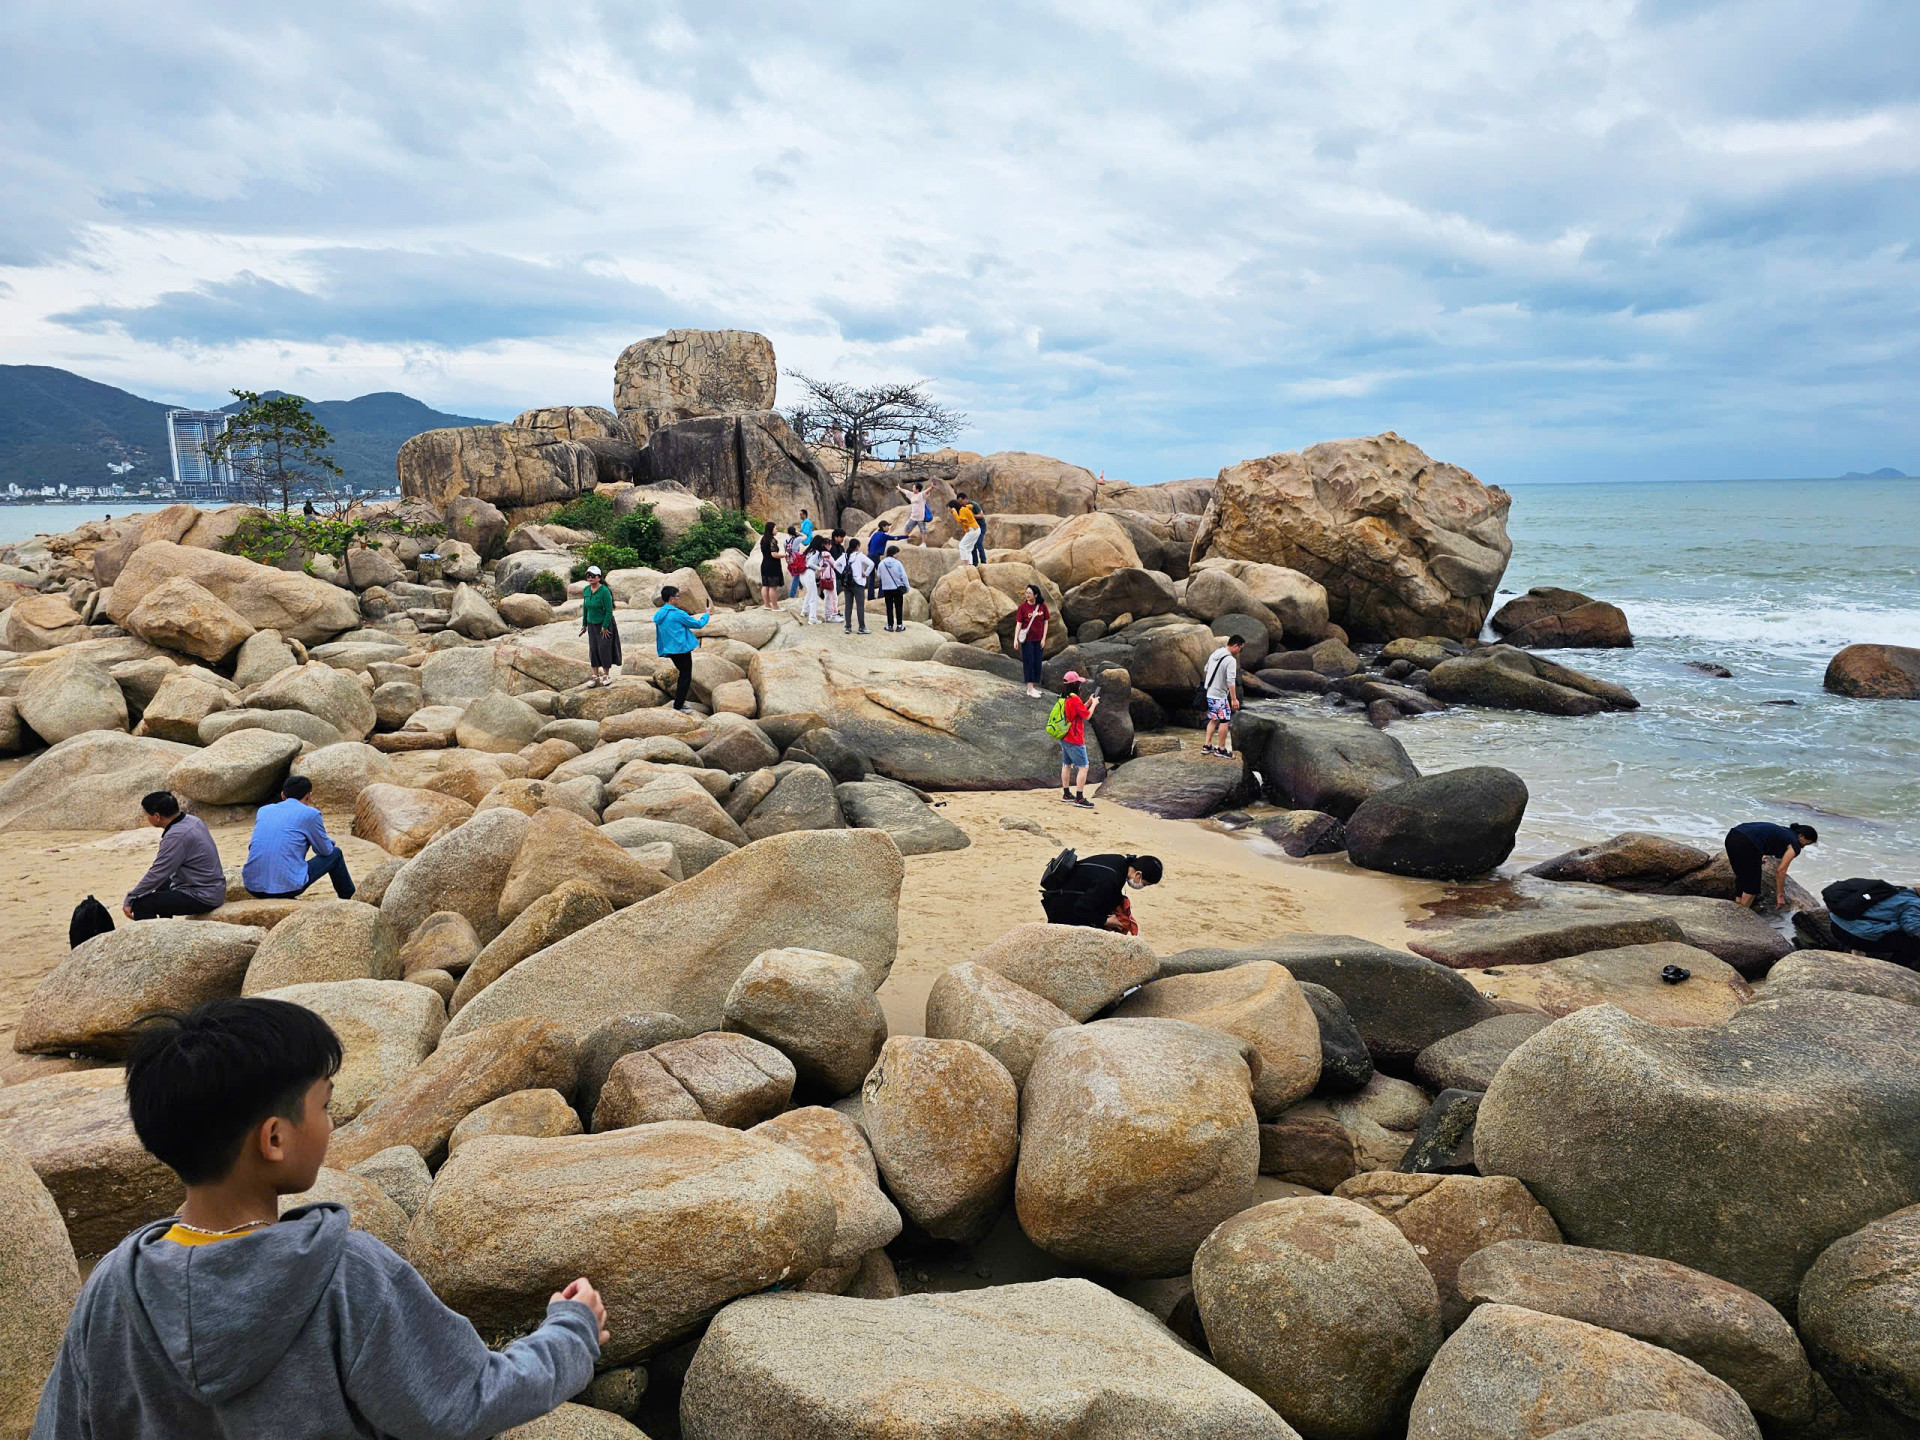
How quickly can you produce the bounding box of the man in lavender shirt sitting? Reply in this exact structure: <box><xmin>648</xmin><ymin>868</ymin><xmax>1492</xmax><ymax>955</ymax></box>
<box><xmin>241</xmin><ymin>776</ymin><xmax>355</xmax><ymax>901</ymax></box>
<box><xmin>123</xmin><ymin>791</ymin><xmax>227</xmax><ymax>920</ymax></box>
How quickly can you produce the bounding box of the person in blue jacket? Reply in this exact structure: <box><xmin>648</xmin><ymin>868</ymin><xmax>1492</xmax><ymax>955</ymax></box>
<box><xmin>652</xmin><ymin>585</ymin><xmax>711</xmax><ymax>711</ymax></box>
<box><xmin>864</xmin><ymin>525</ymin><xmax>901</xmax><ymax>599</ymax></box>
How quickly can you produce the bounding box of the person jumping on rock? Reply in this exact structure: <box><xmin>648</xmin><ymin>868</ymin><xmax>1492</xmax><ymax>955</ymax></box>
<box><xmin>1722</xmin><ymin>820</ymin><xmax>1816</xmax><ymax>909</ymax></box>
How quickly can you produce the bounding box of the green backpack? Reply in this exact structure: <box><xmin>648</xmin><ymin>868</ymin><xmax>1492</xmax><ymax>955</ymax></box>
<box><xmin>1045</xmin><ymin>698</ymin><xmax>1070</xmax><ymax>739</ymax></box>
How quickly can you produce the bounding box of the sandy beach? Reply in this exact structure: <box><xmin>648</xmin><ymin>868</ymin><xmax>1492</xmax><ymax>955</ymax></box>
<box><xmin>0</xmin><ymin>754</ymin><xmax>1437</xmax><ymax>1058</ymax></box>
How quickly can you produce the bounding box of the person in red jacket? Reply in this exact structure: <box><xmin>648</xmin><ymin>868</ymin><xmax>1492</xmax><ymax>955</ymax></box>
<box><xmin>1058</xmin><ymin>671</ymin><xmax>1099</xmax><ymax>808</ymax></box>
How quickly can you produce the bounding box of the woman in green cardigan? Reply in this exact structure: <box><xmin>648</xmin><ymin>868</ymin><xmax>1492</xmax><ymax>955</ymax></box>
<box><xmin>579</xmin><ymin>566</ymin><xmax>621</xmax><ymax>687</ymax></box>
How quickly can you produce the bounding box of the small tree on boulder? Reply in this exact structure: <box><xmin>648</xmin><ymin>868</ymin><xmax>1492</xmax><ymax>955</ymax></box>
<box><xmin>205</xmin><ymin>390</ymin><xmax>344</xmax><ymax>513</ymax></box>
<box><xmin>782</xmin><ymin>373</ymin><xmax>965</xmax><ymax>499</ymax></box>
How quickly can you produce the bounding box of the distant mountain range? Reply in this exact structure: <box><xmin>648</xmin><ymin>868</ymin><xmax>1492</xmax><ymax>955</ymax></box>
<box><xmin>0</xmin><ymin>365</ymin><xmax>498</xmax><ymax>494</ymax></box>
<box><xmin>1838</xmin><ymin>467</ymin><xmax>1908</xmax><ymax>479</ymax></box>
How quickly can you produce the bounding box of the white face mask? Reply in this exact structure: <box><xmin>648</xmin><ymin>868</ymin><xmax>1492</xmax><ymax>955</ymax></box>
<box><xmin>1127</xmin><ymin>875</ymin><xmax>1146</xmax><ymax>890</ymax></box>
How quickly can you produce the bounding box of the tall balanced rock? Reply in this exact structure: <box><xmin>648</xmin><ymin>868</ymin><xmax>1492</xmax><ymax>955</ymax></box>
<box><xmin>1192</xmin><ymin>432</ymin><xmax>1511</xmax><ymax>641</ymax></box>
<box><xmin>396</xmin><ymin>426</ymin><xmax>598</xmax><ymax>514</ymax></box>
<box><xmin>613</xmin><ymin>329</ymin><xmax>778</xmax><ymax>444</ymax></box>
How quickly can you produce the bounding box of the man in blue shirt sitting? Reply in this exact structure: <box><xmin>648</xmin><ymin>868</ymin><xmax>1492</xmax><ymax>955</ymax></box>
<box><xmin>242</xmin><ymin>776</ymin><xmax>355</xmax><ymax>901</ymax></box>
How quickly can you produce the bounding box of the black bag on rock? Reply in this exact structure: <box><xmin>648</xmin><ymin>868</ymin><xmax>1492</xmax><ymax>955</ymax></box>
<box><xmin>70</xmin><ymin>895</ymin><xmax>115</xmax><ymax>948</ymax></box>
<box><xmin>1823</xmin><ymin>878</ymin><xmax>1902</xmax><ymax>922</ymax></box>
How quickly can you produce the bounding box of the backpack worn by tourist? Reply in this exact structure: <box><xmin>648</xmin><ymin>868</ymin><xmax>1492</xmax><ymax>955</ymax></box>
<box><xmin>70</xmin><ymin>895</ymin><xmax>114</xmax><ymax>948</ymax></box>
<box><xmin>1823</xmin><ymin>878</ymin><xmax>1905</xmax><ymax>921</ymax></box>
<box><xmin>1045</xmin><ymin>698</ymin><xmax>1070</xmax><ymax>739</ymax></box>
<box><xmin>1039</xmin><ymin>847</ymin><xmax>1078</xmax><ymax>893</ymax></box>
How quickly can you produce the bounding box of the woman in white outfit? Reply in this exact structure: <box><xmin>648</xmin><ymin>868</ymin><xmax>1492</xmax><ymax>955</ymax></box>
<box><xmin>799</xmin><ymin>539</ymin><xmax>823</xmax><ymax>622</ymax></box>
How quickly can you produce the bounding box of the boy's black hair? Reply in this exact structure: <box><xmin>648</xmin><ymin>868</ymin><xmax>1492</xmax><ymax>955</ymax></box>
<box><xmin>281</xmin><ymin>775</ymin><xmax>313</xmax><ymax>802</ymax></box>
<box><xmin>1227</xmin><ymin>634</ymin><xmax>1245</xmax><ymax>647</ymax></box>
<box><xmin>140</xmin><ymin>791</ymin><xmax>179</xmax><ymax>818</ymax></box>
<box><xmin>886</xmin><ymin>545</ymin><xmax>900</xmax><ymax>556</ymax></box>
<box><xmin>1129</xmin><ymin>855</ymin><xmax>1165</xmax><ymax>885</ymax></box>
<box><xmin>127</xmin><ymin>998</ymin><xmax>342</xmax><ymax>1185</ymax></box>
<box><xmin>1791</xmin><ymin>823</ymin><xmax>1819</xmax><ymax>844</ymax></box>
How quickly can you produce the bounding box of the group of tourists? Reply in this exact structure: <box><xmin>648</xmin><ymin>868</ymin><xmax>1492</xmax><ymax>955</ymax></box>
<box><xmin>754</xmin><ymin>516</ymin><xmax>913</xmax><ymax>632</ymax></box>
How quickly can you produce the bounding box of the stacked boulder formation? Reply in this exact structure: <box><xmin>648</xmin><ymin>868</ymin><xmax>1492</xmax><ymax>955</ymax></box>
<box><xmin>5</xmin><ymin>327</ymin><xmax>1898</xmax><ymax>1439</ymax></box>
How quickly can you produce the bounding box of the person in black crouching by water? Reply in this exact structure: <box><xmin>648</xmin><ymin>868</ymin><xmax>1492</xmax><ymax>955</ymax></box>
<box><xmin>1040</xmin><ymin>852</ymin><xmax>1162</xmax><ymax>936</ymax></box>
<box><xmin>1723</xmin><ymin>820</ymin><xmax>1816</xmax><ymax>909</ymax></box>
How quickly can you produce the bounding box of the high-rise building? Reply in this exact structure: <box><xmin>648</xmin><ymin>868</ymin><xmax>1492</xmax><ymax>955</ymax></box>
<box><xmin>167</xmin><ymin>410</ymin><xmax>240</xmax><ymax>501</ymax></box>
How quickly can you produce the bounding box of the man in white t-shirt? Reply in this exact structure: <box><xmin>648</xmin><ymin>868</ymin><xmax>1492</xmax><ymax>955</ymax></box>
<box><xmin>1201</xmin><ymin>636</ymin><xmax>1244</xmax><ymax>758</ymax></box>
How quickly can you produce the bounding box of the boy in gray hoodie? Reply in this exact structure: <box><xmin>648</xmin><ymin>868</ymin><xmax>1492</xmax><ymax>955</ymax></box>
<box><xmin>32</xmin><ymin>997</ymin><xmax>607</xmax><ymax>1439</ymax></box>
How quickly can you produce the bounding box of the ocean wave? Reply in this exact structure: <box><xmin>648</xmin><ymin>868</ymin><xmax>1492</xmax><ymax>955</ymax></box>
<box><xmin>1618</xmin><ymin>599</ymin><xmax>1920</xmax><ymax>654</ymax></box>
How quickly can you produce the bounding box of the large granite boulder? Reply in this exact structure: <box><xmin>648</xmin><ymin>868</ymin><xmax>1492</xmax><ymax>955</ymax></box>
<box><xmin>1188</xmin><ymin>557</ymin><xmax>1331</xmax><ymax>642</ymax></box>
<box><xmin>407</xmin><ymin>1121</ymin><xmax>834</xmax><ymax>1363</ymax></box>
<box><xmin>751</xmin><ymin>649</ymin><xmax>1098</xmax><ymax>790</ymax></box>
<box><xmin>1344</xmin><ymin>767</ymin><xmax>1528</xmax><ymax>880</ymax></box>
<box><xmin>834</xmin><ymin>778</ymin><xmax>971</xmax><ymax>855</ymax></box>
<box><xmin>1193</xmin><ymin>1195</ymin><xmax>1443</xmax><ymax>1439</ymax></box>
<box><xmin>1455</xmin><ymin>942</ymin><xmax>1752</xmax><ymax>1028</ymax></box>
<box><xmin>1490</xmin><ymin>587</ymin><xmax>1632</xmax><ymax>649</ymax></box>
<box><xmin>1230</xmin><ymin>712</ymin><xmax>1420</xmax><ymax>819</ymax></box>
<box><xmin>252</xmin><ymin>661</ymin><xmax>377</xmax><ymax>740</ymax></box>
<box><xmin>977</xmin><ymin>921</ymin><xmax>1156</xmax><ymax>1022</ymax></box>
<box><xmin>644</xmin><ymin>412</ymin><xmax>837</xmax><ymax>523</ymax></box>
<box><xmin>166</xmin><ymin>727</ymin><xmax>302</xmax><ymax>806</ymax></box>
<box><xmin>0</xmin><ymin>1138</ymin><xmax>81</xmax><ymax>1437</ymax></box>
<box><xmin>679</xmin><ymin>1281</ymin><xmax>1297</xmax><ymax>1439</ymax></box>
<box><xmin>612</xmin><ymin>329</ymin><xmax>777</xmax><ymax>443</ymax></box>
<box><xmin>15</xmin><ymin>921</ymin><xmax>263</xmax><ymax>1058</ymax></box>
<box><xmin>1192</xmin><ymin>433</ymin><xmax>1511</xmax><ymax>641</ymax></box>
<box><xmin>122</xmin><ymin>575</ymin><xmax>257</xmax><ymax>662</ymax></box>
<box><xmin>862</xmin><ymin>1036</ymin><xmax>1019</xmax><ymax>1242</ymax></box>
<box><xmin>1112</xmin><ymin>962</ymin><xmax>1322</xmax><ymax>1116</ymax></box>
<box><xmin>922</xmin><ymin>962</ymin><xmax>1077</xmax><ymax>1088</ymax></box>
<box><xmin>724</xmin><ymin>948</ymin><xmax>887</xmax><ymax>1098</ymax></box>
<box><xmin>748</xmin><ymin>1107</ymin><xmax>901</xmax><ymax>1263</ymax></box>
<box><xmin>1460</xmin><ymin>1239</ymin><xmax>1822</xmax><ymax>1428</ymax></box>
<box><xmin>1158</xmin><ymin>934</ymin><xmax>1499</xmax><ymax>1069</ymax></box>
<box><xmin>1016</xmin><ymin>1019</ymin><xmax>1260</xmax><ymax>1276</ymax></box>
<box><xmin>18</xmin><ymin>650</ymin><xmax>128</xmax><ymax>743</ymax></box>
<box><xmin>373</xmin><ymin>806</ymin><xmax>531</xmax><ymax>960</ymax></box>
<box><xmin>444</xmin><ymin>829</ymin><xmax>902</xmax><ymax>1041</ymax></box>
<box><xmin>0</xmin><ymin>1070</ymin><xmax>183</xmax><ymax>1257</ymax></box>
<box><xmin>0</xmin><ymin>732</ymin><xmax>194</xmax><ymax>830</ymax></box>
<box><xmin>1024</xmin><ymin>512</ymin><xmax>1142</xmax><ymax>590</ymax></box>
<box><xmin>396</xmin><ymin>424</ymin><xmax>598</xmax><ymax>512</ymax></box>
<box><xmin>1428</xmin><ymin>646</ymin><xmax>1638</xmax><ymax>716</ymax></box>
<box><xmin>108</xmin><ymin>541</ymin><xmax>358</xmax><ymax>645</ymax></box>
<box><xmin>1823</xmin><ymin>643</ymin><xmax>1920</xmax><ymax>700</ymax></box>
<box><xmin>1476</xmin><ymin>993</ymin><xmax>1920</xmax><ymax>1310</ymax></box>
<box><xmin>1411</xmin><ymin>1304</ymin><xmax>1761</xmax><ymax>1440</ymax></box>
<box><xmin>1060</xmin><ymin>567</ymin><xmax>1180</xmax><ymax>630</ymax></box>
<box><xmin>254</xmin><ymin>979</ymin><xmax>447</xmax><ymax>1123</ymax></box>
<box><xmin>353</xmin><ymin>783</ymin><xmax>476</xmax><ymax>858</ymax></box>
<box><xmin>1798</xmin><ymin>1205</ymin><xmax>1920</xmax><ymax>1428</ymax></box>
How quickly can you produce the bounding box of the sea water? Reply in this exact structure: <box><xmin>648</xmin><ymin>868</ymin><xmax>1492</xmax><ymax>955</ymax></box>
<box><xmin>1257</xmin><ymin>477</ymin><xmax>1920</xmax><ymax>881</ymax></box>
<box><xmin>0</xmin><ymin>503</ymin><xmax>153</xmax><ymax>547</ymax></box>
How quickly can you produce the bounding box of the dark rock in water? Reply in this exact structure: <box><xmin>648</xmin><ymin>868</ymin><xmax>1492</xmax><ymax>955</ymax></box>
<box><xmin>1477</xmin><ymin>992</ymin><xmax>1920</xmax><ymax>1311</ymax></box>
<box><xmin>1397</xmin><ymin>1089</ymin><xmax>1482</xmax><ymax>1174</ymax></box>
<box><xmin>1411</xmin><ymin>880</ymin><xmax>1793</xmax><ymax>977</ymax></box>
<box><xmin>1230</xmin><ymin>711</ymin><xmax>1420</xmax><ymax>820</ymax></box>
<box><xmin>1428</xmin><ymin>646</ymin><xmax>1638</xmax><ymax>715</ymax></box>
<box><xmin>1159</xmin><ymin>936</ymin><xmax>1497</xmax><ymax>1071</ymax></box>
<box><xmin>1686</xmin><ymin>660</ymin><xmax>1734</xmax><ymax>678</ymax></box>
<box><xmin>1127</xmin><ymin>689</ymin><xmax>1165</xmax><ymax>733</ymax></box>
<box><xmin>1415</xmin><ymin>1013</ymin><xmax>1550</xmax><ymax>1093</ymax></box>
<box><xmin>1366</xmin><ymin>698</ymin><xmax>1397</xmax><ymax>729</ymax></box>
<box><xmin>1258</xmin><ymin>1111</ymin><xmax>1358</xmax><ymax>1191</ymax></box>
<box><xmin>1254</xmin><ymin>667</ymin><xmax>1332</xmax><ymax>694</ymax></box>
<box><xmin>1824</xmin><ymin>642</ymin><xmax>1920</xmax><ymax>700</ymax></box>
<box><xmin>1299</xmin><ymin>982</ymin><xmax>1373</xmax><ymax>1094</ymax></box>
<box><xmin>1359</xmin><ymin>680</ymin><xmax>1444</xmax><ymax>716</ymax></box>
<box><xmin>785</xmin><ymin>727</ymin><xmax>871</xmax><ymax>785</ymax></box>
<box><xmin>1260</xmin><ymin>809</ymin><xmax>1347</xmax><ymax>858</ymax></box>
<box><xmin>1763</xmin><ymin>698</ymin><xmax>1798</xmax><ymax>706</ymax></box>
<box><xmin>1491</xmin><ymin>587</ymin><xmax>1634</xmax><ymax>649</ymax></box>
<box><xmin>1383</xmin><ymin>658</ymin><xmax>1415</xmax><ymax>680</ymax></box>
<box><xmin>1345</xmin><ymin>767</ymin><xmax>1529</xmax><ymax>881</ymax></box>
<box><xmin>1096</xmin><ymin>751</ymin><xmax>1250</xmax><ymax>820</ymax></box>
<box><xmin>1527</xmin><ymin>832</ymin><xmax>1714</xmax><ymax>888</ymax></box>
<box><xmin>1239</xmin><ymin>670</ymin><xmax>1285</xmax><ymax>699</ymax></box>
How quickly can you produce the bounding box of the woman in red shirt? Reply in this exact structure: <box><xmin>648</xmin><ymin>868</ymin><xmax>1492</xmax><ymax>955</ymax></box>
<box><xmin>1058</xmin><ymin>670</ymin><xmax>1099</xmax><ymax>807</ymax></box>
<box><xmin>1014</xmin><ymin>584</ymin><xmax>1049</xmax><ymax>697</ymax></box>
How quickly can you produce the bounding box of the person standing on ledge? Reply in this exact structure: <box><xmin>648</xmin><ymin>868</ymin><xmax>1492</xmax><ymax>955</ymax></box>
<box><xmin>243</xmin><ymin>777</ymin><xmax>355</xmax><ymax>902</ymax></box>
<box><xmin>1723</xmin><ymin>819</ymin><xmax>1816</xmax><ymax>909</ymax></box>
<box><xmin>579</xmin><ymin>565</ymin><xmax>620</xmax><ymax>688</ymax></box>
<box><xmin>757</xmin><ymin>521</ymin><xmax>785</xmax><ymax>611</ymax></box>
<box><xmin>1201</xmin><ymin>635</ymin><xmax>1244</xmax><ymax>757</ymax></box>
<box><xmin>1014</xmin><ymin>584</ymin><xmax>1049</xmax><ymax>698</ymax></box>
<box><xmin>652</xmin><ymin>584</ymin><xmax>710</xmax><ymax>711</ymax></box>
<box><xmin>123</xmin><ymin>791</ymin><xmax>226</xmax><ymax>920</ymax></box>
<box><xmin>876</xmin><ymin>545</ymin><xmax>910</xmax><ymax>631</ymax></box>
<box><xmin>1054</xmin><ymin>670</ymin><xmax>1098</xmax><ymax>808</ymax></box>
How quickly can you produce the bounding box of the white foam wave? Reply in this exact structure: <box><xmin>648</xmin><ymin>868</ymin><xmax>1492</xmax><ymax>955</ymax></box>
<box><xmin>1620</xmin><ymin>599</ymin><xmax>1920</xmax><ymax>654</ymax></box>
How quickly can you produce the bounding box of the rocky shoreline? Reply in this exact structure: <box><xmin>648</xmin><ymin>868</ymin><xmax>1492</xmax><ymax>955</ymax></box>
<box><xmin>2</xmin><ymin>327</ymin><xmax>1917</xmax><ymax>1440</ymax></box>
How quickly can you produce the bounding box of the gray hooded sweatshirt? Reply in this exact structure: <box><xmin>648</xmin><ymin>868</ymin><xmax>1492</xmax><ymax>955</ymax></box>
<box><xmin>32</xmin><ymin>1203</ymin><xmax>598</xmax><ymax>1439</ymax></box>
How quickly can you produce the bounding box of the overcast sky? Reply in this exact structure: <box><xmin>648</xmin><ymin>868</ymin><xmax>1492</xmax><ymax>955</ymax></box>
<box><xmin>2</xmin><ymin>0</ymin><xmax>1915</xmax><ymax>485</ymax></box>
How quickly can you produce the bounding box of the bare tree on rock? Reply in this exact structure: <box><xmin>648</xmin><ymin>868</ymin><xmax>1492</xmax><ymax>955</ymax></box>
<box><xmin>782</xmin><ymin>373</ymin><xmax>965</xmax><ymax>502</ymax></box>
<box><xmin>204</xmin><ymin>390</ymin><xmax>344</xmax><ymax>513</ymax></box>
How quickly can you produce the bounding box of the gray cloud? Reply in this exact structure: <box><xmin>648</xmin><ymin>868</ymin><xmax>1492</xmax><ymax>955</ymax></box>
<box><xmin>0</xmin><ymin>0</ymin><xmax>1914</xmax><ymax>483</ymax></box>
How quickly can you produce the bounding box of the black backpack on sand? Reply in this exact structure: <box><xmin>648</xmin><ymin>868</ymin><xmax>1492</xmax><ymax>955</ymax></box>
<box><xmin>70</xmin><ymin>895</ymin><xmax>115</xmax><ymax>949</ymax></box>
<box><xmin>1822</xmin><ymin>878</ymin><xmax>1903</xmax><ymax>922</ymax></box>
